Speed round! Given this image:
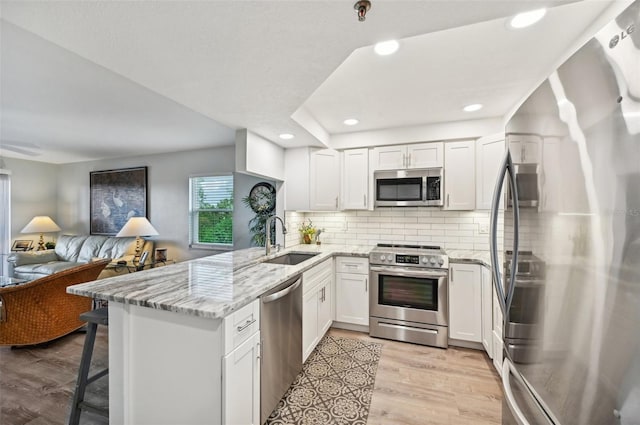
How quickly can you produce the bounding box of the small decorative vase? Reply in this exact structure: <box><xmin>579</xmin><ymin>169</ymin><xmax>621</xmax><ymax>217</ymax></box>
<box><xmin>303</xmin><ymin>234</ymin><xmax>312</xmax><ymax>244</ymax></box>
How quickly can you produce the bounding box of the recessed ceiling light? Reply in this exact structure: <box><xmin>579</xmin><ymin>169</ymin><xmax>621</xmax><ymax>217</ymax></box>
<box><xmin>343</xmin><ymin>118</ymin><xmax>359</xmax><ymax>126</ymax></box>
<box><xmin>509</xmin><ymin>8</ymin><xmax>547</xmax><ymax>29</ymax></box>
<box><xmin>374</xmin><ymin>40</ymin><xmax>399</xmax><ymax>56</ymax></box>
<box><xmin>279</xmin><ymin>133</ymin><xmax>294</xmax><ymax>140</ymax></box>
<box><xmin>463</xmin><ymin>104</ymin><xmax>483</xmax><ymax>112</ymax></box>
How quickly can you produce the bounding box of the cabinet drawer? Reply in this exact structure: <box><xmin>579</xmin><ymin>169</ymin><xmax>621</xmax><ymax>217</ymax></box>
<box><xmin>335</xmin><ymin>257</ymin><xmax>368</xmax><ymax>275</ymax></box>
<box><xmin>303</xmin><ymin>258</ymin><xmax>333</xmax><ymax>294</ymax></box>
<box><xmin>224</xmin><ymin>300</ymin><xmax>260</xmax><ymax>354</ymax></box>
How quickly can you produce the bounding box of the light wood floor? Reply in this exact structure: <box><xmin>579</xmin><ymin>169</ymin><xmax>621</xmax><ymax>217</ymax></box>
<box><xmin>0</xmin><ymin>327</ymin><xmax>502</xmax><ymax>425</ymax></box>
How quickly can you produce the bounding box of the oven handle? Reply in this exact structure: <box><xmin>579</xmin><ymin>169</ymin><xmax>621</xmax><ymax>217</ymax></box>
<box><xmin>370</xmin><ymin>265</ymin><xmax>448</xmax><ymax>278</ymax></box>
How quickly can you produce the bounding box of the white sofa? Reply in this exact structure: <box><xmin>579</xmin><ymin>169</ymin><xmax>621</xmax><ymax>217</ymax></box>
<box><xmin>7</xmin><ymin>234</ymin><xmax>154</xmax><ymax>281</ymax></box>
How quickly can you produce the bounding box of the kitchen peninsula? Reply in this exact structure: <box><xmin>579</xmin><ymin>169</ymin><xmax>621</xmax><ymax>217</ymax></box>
<box><xmin>67</xmin><ymin>244</ymin><xmax>371</xmax><ymax>425</ymax></box>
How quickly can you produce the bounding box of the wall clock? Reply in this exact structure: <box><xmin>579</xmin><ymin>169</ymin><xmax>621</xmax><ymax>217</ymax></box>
<box><xmin>248</xmin><ymin>182</ymin><xmax>276</xmax><ymax>213</ymax></box>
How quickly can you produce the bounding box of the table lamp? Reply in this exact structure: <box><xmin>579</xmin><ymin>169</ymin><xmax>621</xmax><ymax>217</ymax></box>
<box><xmin>21</xmin><ymin>216</ymin><xmax>61</xmax><ymax>251</ymax></box>
<box><xmin>116</xmin><ymin>217</ymin><xmax>159</xmax><ymax>257</ymax></box>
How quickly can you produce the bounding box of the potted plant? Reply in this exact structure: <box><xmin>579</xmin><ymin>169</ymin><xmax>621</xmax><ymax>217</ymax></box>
<box><xmin>298</xmin><ymin>219</ymin><xmax>317</xmax><ymax>244</ymax></box>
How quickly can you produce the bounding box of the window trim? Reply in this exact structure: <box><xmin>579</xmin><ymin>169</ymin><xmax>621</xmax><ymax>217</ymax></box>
<box><xmin>189</xmin><ymin>173</ymin><xmax>234</xmax><ymax>250</ymax></box>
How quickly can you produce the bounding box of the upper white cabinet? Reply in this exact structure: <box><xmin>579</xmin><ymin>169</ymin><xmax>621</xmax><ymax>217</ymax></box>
<box><xmin>285</xmin><ymin>148</ymin><xmax>340</xmax><ymax>211</ymax></box>
<box><xmin>444</xmin><ymin>140</ymin><xmax>475</xmax><ymax>210</ymax></box>
<box><xmin>341</xmin><ymin>148</ymin><xmax>370</xmax><ymax>210</ymax></box>
<box><xmin>372</xmin><ymin>142</ymin><xmax>444</xmax><ymax>171</ymax></box>
<box><xmin>449</xmin><ymin>263</ymin><xmax>482</xmax><ymax>343</ymax></box>
<box><xmin>507</xmin><ymin>134</ymin><xmax>541</xmax><ymax>164</ymax></box>
<box><xmin>476</xmin><ymin>135</ymin><xmax>506</xmax><ymax>210</ymax></box>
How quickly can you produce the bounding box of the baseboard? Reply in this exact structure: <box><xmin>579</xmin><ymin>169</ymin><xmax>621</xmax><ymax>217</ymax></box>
<box><xmin>331</xmin><ymin>321</ymin><xmax>369</xmax><ymax>334</ymax></box>
<box><xmin>448</xmin><ymin>338</ymin><xmax>484</xmax><ymax>351</ymax></box>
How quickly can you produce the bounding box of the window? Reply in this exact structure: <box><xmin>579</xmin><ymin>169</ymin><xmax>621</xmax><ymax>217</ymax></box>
<box><xmin>189</xmin><ymin>174</ymin><xmax>233</xmax><ymax>248</ymax></box>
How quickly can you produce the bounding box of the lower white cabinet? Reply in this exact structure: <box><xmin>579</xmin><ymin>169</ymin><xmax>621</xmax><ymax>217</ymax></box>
<box><xmin>302</xmin><ymin>259</ymin><xmax>334</xmax><ymax>362</ymax></box>
<box><xmin>335</xmin><ymin>273</ymin><xmax>369</xmax><ymax>325</ymax></box>
<box><xmin>223</xmin><ymin>331</ymin><xmax>261</xmax><ymax>425</ymax></box>
<box><xmin>335</xmin><ymin>257</ymin><xmax>369</xmax><ymax>326</ymax></box>
<box><xmin>492</xmin><ymin>330</ymin><xmax>504</xmax><ymax>377</ymax></box>
<box><xmin>481</xmin><ymin>266</ymin><xmax>493</xmax><ymax>358</ymax></box>
<box><xmin>449</xmin><ymin>263</ymin><xmax>482</xmax><ymax>342</ymax></box>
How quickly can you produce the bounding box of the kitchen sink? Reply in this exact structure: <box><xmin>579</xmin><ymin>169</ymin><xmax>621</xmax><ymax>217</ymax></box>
<box><xmin>263</xmin><ymin>252</ymin><xmax>319</xmax><ymax>265</ymax></box>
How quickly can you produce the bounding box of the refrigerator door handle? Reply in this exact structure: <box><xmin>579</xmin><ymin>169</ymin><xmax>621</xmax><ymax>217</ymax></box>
<box><xmin>489</xmin><ymin>149</ymin><xmax>520</xmax><ymax>316</ymax></box>
<box><xmin>502</xmin><ymin>358</ymin><xmax>531</xmax><ymax>425</ymax></box>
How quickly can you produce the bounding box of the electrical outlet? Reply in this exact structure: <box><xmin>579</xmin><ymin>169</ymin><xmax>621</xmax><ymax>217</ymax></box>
<box><xmin>478</xmin><ymin>223</ymin><xmax>490</xmax><ymax>234</ymax></box>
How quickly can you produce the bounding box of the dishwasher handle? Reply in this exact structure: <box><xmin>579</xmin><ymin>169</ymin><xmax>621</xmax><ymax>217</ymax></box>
<box><xmin>262</xmin><ymin>277</ymin><xmax>302</xmax><ymax>303</ymax></box>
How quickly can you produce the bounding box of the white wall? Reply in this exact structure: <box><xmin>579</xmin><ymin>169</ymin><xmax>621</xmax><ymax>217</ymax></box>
<box><xmin>55</xmin><ymin>145</ymin><xmax>247</xmax><ymax>262</ymax></box>
<box><xmin>4</xmin><ymin>157</ymin><xmax>59</xmax><ymax>243</ymax></box>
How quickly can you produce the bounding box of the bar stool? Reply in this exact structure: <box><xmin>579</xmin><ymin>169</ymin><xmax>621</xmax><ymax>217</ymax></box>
<box><xmin>68</xmin><ymin>307</ymin><xmax>109</xmax><ymax>425</ymax></box>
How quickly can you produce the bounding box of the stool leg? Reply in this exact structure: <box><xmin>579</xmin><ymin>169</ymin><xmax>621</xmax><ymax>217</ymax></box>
<box><xmin>68</xmin><ymin>322</ymin><xmax>98</xmax><ymax>425</ymax></box>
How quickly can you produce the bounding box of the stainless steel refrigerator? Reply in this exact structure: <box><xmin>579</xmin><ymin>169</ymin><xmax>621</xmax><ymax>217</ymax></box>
<box><xmin>490</xmin><ymin>2</ymin><xmax>640</xmax><ymax>424</ymax></box>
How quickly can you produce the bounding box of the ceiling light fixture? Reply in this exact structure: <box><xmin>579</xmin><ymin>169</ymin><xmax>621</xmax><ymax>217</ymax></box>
<box><xmin>463</xmin><ymin>104</ymin><xmax>483</xmax><ymax>112</ymax></box>
<box><xmin>374</xmin><ymin>40</ymin><xmax>399</xmax><ymax>56</ymax></box>
<box><xmin>509</xmin><ymin>8</ymin><xmax>547</xmax><ymax>29</ymax></box>
<box><xmin>279</xmin><ymin>133</ymin><xmax>294</xmax><ymax>140</ymax></box>
<box><xmin>343</xmin><ymin>118</ymin><xmax>359</xmax><ymax>126</ymax></box>
<box><xmin>354</xmin><ymin>0</ymin><xmax>371</xmax><ymax>22</ymax></box>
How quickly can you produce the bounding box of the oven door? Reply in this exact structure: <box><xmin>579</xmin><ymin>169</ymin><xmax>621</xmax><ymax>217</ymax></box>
<box><xmin>369</xmin><ymin>265</ymin><xmax>448</xmax><ymax>326</ymax></box>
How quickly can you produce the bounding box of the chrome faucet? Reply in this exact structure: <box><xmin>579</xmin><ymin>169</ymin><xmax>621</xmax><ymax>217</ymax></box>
<box><xmin>265</xmin><ymin>215</ymin><xmax>287</xmax><ymax>255</ymax></box>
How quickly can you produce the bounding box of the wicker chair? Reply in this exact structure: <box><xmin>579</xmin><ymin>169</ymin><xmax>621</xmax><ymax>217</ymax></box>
<box><xmin>0</xmin><ymin>259</ymin><xmax>110</xmax><ymax>346</ymax></box>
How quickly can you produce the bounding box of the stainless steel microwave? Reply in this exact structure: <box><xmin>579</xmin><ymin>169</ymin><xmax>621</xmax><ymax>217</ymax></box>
<box><xmin>374</xmin><ymin>168</ymin><xmax>443</xmax><ymax>207</ymax></box>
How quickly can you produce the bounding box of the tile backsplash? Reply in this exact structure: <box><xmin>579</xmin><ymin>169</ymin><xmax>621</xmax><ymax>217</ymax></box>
<box><xmin>285</xmin><ymin>208</ymin><xmax>503</xmax><ymax>251</ymax></box>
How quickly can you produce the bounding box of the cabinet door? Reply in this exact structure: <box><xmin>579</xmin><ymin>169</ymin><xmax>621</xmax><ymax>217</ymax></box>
<box><xmin>492</xmin><ymin>330</ymin><xmax>503</xmax><ymax>377</ymax></box>
<box><xmin>335</xmin><ymin>273</ymin><xmax>369</xmax><ymax>326</ymax></box>
<box><xmin>481</xmin><ymin>266</ymin><xmax>493</xmax><ymax>358</ymax></box>
<box><xmin>508</xmin><ymin>134</ymin><xmax>540</xmax><ymax>164</ymax></box>
<box><xmin>223</xmin><ymin>331</ymin><xmax>260</xmax><ymax>425</ymax></box>
<box><xmin>303</xmin><ymin>288</ymin><xmax>319</xmax><ymax>362</ymax></box>
<box><xmin>318</xmin><ymin>282</ymin><xmax>332</xmax><ymax>337</ymax></box>
<box><xmin>541</xmin><ymin>137</ymin><xmax>561</xmax><ymax>212</ymax></box>
<box><xmin>476</xmin><ymin>135</ymin><xmax>505</xmax><ymax>210</ymax></box>
<box><xmin>372</xmin><ymin>145</ymin><xmax>406</xmax><ymax>170</ymax></box>
<box><xmin>449</xmin><ymin>263</ymin><xmax>482</xmax><ymax>342</ymax></box>
<box><xmin>444</xmin><ymin>140</ymin><xmax>476</xmax><ymax>210</ymax></box>
<box><xmin>407</xmin><ymin>142</ymin><xmax>444</xmax><ymax>168</ymax></box>
<box><xmin>342</xmin><ymin>148</ymin><xmax>369</xmax><ymax>210</ymax></box>
<box><xmin>310</xmin><ymin>149</ymin><xmax>340</xmax><ymax>210</ymax></box>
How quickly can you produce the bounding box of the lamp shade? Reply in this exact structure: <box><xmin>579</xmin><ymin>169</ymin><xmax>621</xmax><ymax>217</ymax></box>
<box><xmin>21</xmin><ymin>216</ymin><xmax>61</xmax><ymax>234</ymax></box>
<box><xmin>116</xmin><ymin>217</ymin><xmax>159</xmax><ymax>238</ymax></box>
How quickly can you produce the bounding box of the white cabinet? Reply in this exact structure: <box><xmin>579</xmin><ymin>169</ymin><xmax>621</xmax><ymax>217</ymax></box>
<box><xmin>335</xmin><ymin>257</ymin><xmax>369</xmax><ymax>326</ymax></box>
<box><xmin>493</xmin><ymin>282</ymin><xmax>504</xmax><ymax>376</ymax></box>
<box><xmin>444</xmin><ymin>140</ymin><xmax>475</xmax><ymax>210</ymax></box>
<box><xmin>223</xmin><ymin>331</ymin><xmax>260</xmax><ymax>425</ymax></box>
<box><xmin>541</xmin><ymin>137</ymin><xmax>560</xmax><ymax>212</ymax></box>
<box><xmin>449</xmin><ymin>263</ymin><xmax>482</xmax><ymax>342</ymax></box>
<box><xmin>407</xmin><ymin>143</ymin><xmax>444</xmax><ymax>169</ymax></box>
<box><xmin>310</xmin><ymin>149</ymin><xmax>341</xmax><ymax>210</ymax></box>
<box><xmin>372</xmin><ymin>142</ymin><xmax>443</xmax><ymax>171</ymax></box>
<box><xmin>342</xmin><ymin>148</ymin><xmax>370</xmax><ymax>210</ymax></box>
<box><xmin>476</xmin><ymin>135</ymin><xmax>506</xmax><ymax>210</ymax></box>
<box><xmin>285</xmin><ymin>147</ymin><xmax>340</xmax><ymax>211</ymax></box>
<box><xmin>302</xmin><ymin>259</ymin><xmax>334</xmax><ymax>361</ymax></box>
<box><xmin>507</xmin><ymin>134</ymin><xmax>541</xmax><ymax>164</ymax></box>
<box><xmin>481</xmin><ymin>266</ymin><xmax>493</xmax><ymax>358</ymax></box>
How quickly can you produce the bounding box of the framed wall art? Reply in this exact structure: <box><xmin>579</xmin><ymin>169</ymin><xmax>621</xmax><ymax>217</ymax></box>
<box><xmin>90</xmin><ymin>167</ymin><xmax>148</xmax><ymax>235</ymax></box>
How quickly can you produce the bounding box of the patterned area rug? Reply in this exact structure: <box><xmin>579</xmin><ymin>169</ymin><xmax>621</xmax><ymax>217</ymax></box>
<box><xmin>266</xmin><ymin>335</ymin><xmax>382</xmax><ymax>425</ymax></box>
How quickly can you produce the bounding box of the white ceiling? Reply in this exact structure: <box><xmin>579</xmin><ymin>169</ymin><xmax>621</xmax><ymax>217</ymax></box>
<box><xmin>0</xmin><ymin>0</ymin><xmax>621</xmax><ymax>164</ymax></box>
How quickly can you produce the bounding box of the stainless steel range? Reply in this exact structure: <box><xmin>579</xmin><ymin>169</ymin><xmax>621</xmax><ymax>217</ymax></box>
<box><xmin>369</xmin><ymin>243</ymin><xmax>449</xmax><ymax>348</ymax></box>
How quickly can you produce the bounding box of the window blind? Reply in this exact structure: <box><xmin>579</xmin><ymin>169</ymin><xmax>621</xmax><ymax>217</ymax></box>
<box><xmin>189</xmin><ymin>175</ymin><xmax>234</xmax><ymax>247</ymax></box>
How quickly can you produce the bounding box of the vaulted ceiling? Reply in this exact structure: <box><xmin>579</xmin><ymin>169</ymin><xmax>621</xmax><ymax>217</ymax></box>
<box><xmin>0</xmin><ymin>0</ymin><xmax>626</xmax><ymax>164</ymax></box>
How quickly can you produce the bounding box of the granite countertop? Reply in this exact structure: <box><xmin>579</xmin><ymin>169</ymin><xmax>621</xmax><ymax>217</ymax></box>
<box><xmin>68</xmin><ymin>244</ymin><xmax>497</xmax><ymax>320</ymax></box>
<box><xmin>67</xmin><ymin>244</ymin><xmax>372</xmax><ymax>320</ymax></box>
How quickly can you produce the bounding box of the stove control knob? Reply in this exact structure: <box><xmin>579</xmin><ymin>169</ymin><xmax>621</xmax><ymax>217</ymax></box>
<box><xmin>438</xmin><ymin>258</ymin><xmax>444</xmax><ymax>265</ymax></box>
<box><xmin>421</xmin><ymin>256</ymin><xmax>428</xmax><ymax>264</ymax></box>
<box><xmin>429</xmin><ymin>257</ymin><xmax>437</xmax><ymax>264</ymax></box>
<box><xmin>380</xmin><ymin>255</ymin><xmax>386</xmax><ymax>261</ymax></box>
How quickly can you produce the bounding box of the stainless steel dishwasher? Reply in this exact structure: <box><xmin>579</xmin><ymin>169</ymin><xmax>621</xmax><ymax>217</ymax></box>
<box><xmin>260</xmin><ymin>274</ymin><xmax>302</xmax><ymax>424</ymax></box>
